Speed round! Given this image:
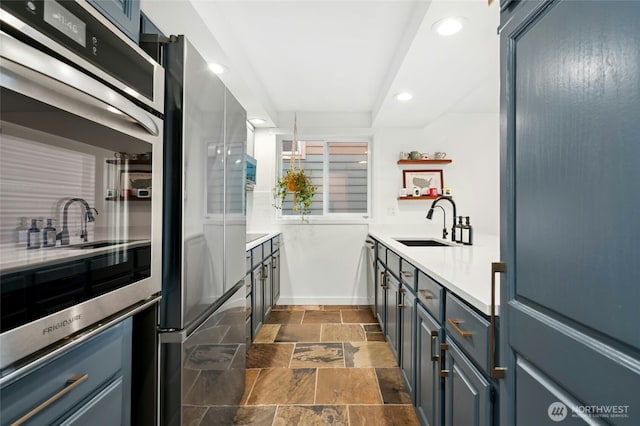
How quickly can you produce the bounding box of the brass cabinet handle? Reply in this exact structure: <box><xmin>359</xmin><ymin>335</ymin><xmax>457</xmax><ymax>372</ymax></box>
<box><xmin>418</xmin><ymin>289</ymin><xmax>434</xmax><ymax>300</ymax></box>
<box><xmin>260</xmin><ymin>264</ymin><xmax>269</xmax><ymax>280</ymax></box>
<box><xmin>430</xmin><ymin>330</ymin><xmax>439</xmax><ymax>361</ymax></box>
<box><xmin>397</xmin><ymin>304</ymin><xmax>404</xmax><ymax>308</ymax></box>
<box><xmin>400</xmin><ymin>270</ymin><xmax>413</xmax><ymax>278</ymax></box>
<box><xmin>439</xmin><ymin>343</ymin><xmax>449</xmax><ymax>377</ymax></box>
<box><xmin>11</xmin><ymin>373</ymin><xmax>89</xmax><ymax>426</ymax></box>
<box><xmin>447</xmin><ymin>318</ymin><xmax>473</xmax><ymax>337</ymax></box>
<box><xmin>491</xmin><ymin>262</ymin><xmax>507</xmax><ymax>379</ymax></box>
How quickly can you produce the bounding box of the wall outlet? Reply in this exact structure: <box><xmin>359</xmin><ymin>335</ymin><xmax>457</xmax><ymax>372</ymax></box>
<box><xmin>387</xmin><ymin>207</ymin><xmax>396</xmax><ymax>216</ymax></box>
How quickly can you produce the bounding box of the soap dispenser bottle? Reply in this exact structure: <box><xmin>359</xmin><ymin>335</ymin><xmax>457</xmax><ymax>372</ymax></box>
<box><xmin>27</xmin><ymin>219</ymin><xmax>41</xmax><ymax>249</ymax></box>
<box><xmin>462</xmin><ymin>216</ymin><xmax>473</xmax><ymax>246</ymax></box>
<box><xmin>454</xmin><ymin>216</ymin><xmax>463</xmax><ymax>244</ymax></box>
<box><xmin>42</xmin><ymin>218</ymin><xmax>57</xmax><ymax>248</ymax></box>
<box><xmin>15</xmin><ymin>216</ymin><xmax>29</xmax><ymax>247</ymax></box>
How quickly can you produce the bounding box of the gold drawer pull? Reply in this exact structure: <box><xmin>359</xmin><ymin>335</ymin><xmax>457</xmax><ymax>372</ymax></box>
<box><xmin>491</xmin><ymin>261</ymin><xmax>507</xmax><ymax>379</ymax></box>
<box><xmin>447</xmin><ymin>318</ymin><xmax>473</xmax><ymax>337</ymax></box>
<box><xmin>11</xmin><ymin>373</ymin><xmax>89</xmax><ymax>426</ymax></box>
<box><xmin>439</xmin><ymin>343</ymin><xmax>449</xmax><ymax>377</ymax></box>
<box><xmin>418</xmin><ymin>289</ymin><xmax>434</xmax><ymax>300</ymax></box>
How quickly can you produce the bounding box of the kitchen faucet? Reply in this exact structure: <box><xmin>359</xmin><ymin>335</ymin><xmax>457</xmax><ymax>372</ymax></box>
<box><xmin>432</xmin><ymin>205</ymin><xmax>448</xmax><ymax>239</ymax></box>
<box><xmin>426</xmin><ymin>196</ymin><xmax>457</xmax><ymax>242</ymax></box>
<box><xmin>57</xmin><ymin>198</ymin><xmax>99</xmax><ymax>245</ymax></box>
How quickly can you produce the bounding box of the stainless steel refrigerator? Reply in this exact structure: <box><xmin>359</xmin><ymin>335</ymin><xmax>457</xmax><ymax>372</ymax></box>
<box><xmin>157</xmin><ymin>35</ymin><xmax>247</xmax><ymax>426</ymax></box>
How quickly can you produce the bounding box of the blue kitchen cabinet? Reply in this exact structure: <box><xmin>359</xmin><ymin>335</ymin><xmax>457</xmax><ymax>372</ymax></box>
<box><xmin>271</xmin><ymin>237</ymin><xmax>281</xmax><ymax>304</ymax></box>
<box><xmin>248</xmin><ymin>235</ymin><xmax>281</xmax><ymax>340</ymax></box>
<box><xmin>444</xmin><ymin>338</ymin><xmax>493</xmax><ymax>426</ymax></box>
<box><xmin>375</xmin><ymin>260</ymin><xmax>387</xmax><ymax>333</ymax></box>
<box><xmin>88</xmin><ymin>0</ymin><xmax>140</xmax><ymax>43</ymax></box>
<box><xmin>251</xmin><ymin>256</ymin><xmax>264</xmax><ymax>339</ymax></box>
<box><xmin>0</xmin><ymin>318</ymin><xmax>132</xmax><ymax>425</ymax></box>
<box><xmin>399</xmin><ymin>285</ymin><xmax>416</xmax><ymax>399</ymax></box>
<box><xmin>262</xmin><ymin>256</ymin><xmax>273</xmax><ymax>319</ymax></box>
<box><xmin>499</xmin><ymin>1</ymin><xmax>640</xmax><ymax>424</ymax></box>
<box><xmin>415</xmin><ymin>303</ymin><xmax>443</xmax><ymax>426</ymax></box>
<box><xmin>384</xmin><ymin>272</ymin><xmax>400</xmax><ymax>360</ymax></box>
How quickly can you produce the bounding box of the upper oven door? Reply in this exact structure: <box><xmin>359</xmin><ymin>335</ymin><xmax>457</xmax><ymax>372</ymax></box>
<box><xmin>0</xmin><ymin>28</ymin><xmax>163</xmax><ymax>371</ymax></box>
<box><xmin>0</xmin><ymin>1</ymin><xmax>164</xmax><ymax>113</ymax></box>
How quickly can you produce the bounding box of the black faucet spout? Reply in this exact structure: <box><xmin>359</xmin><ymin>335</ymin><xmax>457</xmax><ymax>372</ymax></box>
<box><xmin>57</xmin><ymin>198</ymin><xmax>99</xmax><ymax>245</ymax></box>
<box><xmin>426</xmin><ymin>196</ymin><xmax>457</xmax><ymax>242</ymax></box>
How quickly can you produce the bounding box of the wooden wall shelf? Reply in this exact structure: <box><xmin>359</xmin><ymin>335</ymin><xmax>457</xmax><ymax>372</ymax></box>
<box><xmin>398</xmin><ymin>195</ymin><xmax>446</xmax><ymax>200</ymax></box>
<box><xmin>397</xmin><ymin>159</ymin><xmax>452</xmax><ymax>165</ymax></box>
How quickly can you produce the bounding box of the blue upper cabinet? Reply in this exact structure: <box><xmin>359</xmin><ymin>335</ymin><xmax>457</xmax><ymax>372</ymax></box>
<box><xmin>499</xmin><ymin>1</ymin><xmax>640</xmax><ymax>424</ymax></box>
<box><xmin>88</xmin><ymin>0</ymin><xmax>141</xmax><ymax>43</ymax></box>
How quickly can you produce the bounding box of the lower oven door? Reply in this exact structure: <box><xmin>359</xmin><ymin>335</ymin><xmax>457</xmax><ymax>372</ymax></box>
<box><xmin>0</xmin><ymin>30</ymin><xmax>163</xmax><ymax>372</ymax></box>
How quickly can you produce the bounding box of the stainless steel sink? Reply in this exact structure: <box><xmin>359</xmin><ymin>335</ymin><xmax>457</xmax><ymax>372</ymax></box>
<box><xmin>395</xmin><ymin>239</ymin><xmax>453</xmax><ymax>247</ymax></box>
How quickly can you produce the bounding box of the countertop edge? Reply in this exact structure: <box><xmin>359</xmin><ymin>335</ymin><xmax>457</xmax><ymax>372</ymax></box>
<box><xmin>246</xmin><ymin>231</ymin><xmax>281</xmax><ymax>251</ymax></box>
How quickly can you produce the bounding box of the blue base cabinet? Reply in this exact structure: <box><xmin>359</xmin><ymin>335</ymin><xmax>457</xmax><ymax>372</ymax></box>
<box><xmin>372</xmin><ymin>237</ymin><xmax>499</xmax><ymax>426</ymax></box>
<box><xmin>0</xmin><ymin>319</ymin><xmax>132</xmax><ymax>426</ymax></box>
<box><xmin>444</xmin><ymin>339</ymin><xmax>493</xmax><ymax>426</ymax></box>
<box><xmin>247</xmin><ymin>234</ymin><xmax>281</xmax><ymax>340</ymax></box>
<box><xmin>399</xmin><ymin>285</ymin><xmax>416</xmax><ymax>399</ymax></box>
<box><xmin>415</xmin><ymin>303</ymin><xmax>442</xmax><ymax>426</ymax></box>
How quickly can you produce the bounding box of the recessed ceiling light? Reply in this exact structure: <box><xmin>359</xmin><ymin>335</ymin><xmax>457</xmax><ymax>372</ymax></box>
<box><xmin>249</xmin><ymin>118</ymin><xmax>266</xmax><ymax>125</ymax></box>
<box><xmin>208</xmin><ymin>63</ymin><xmax>227</xmax><ymax>74</ymax></box>
<box><xmin>433</xmin><ymin>17</ymin><xmax>464</xmax><ymax>36</ymax></box>
<box><xmin>395</xmin><ymin>92</ymin><xmax>413</xmax><ymax>101</ymax></box>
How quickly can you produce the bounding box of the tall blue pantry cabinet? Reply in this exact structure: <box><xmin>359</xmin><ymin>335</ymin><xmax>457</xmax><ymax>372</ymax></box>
<box><xmin>498</xmin><ymin>1</ymin><xmax>640</xmax><ymax>425</ymax></box>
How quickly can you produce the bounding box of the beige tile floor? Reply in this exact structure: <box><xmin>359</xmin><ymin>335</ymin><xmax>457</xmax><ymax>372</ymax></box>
<box><xmin>235</xmin><ymin>305</ymin><xmax>421</xmax><ymax>426</ymax></box>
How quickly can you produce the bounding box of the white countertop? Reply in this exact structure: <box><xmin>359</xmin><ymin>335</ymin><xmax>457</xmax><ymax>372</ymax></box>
<box><xmin>246</xmin><ymin>231</ymin><xmax>280</xmax><ymax>251</ymax></box>
<box><xmin>368</xmin><ymin>227</ymin><xmax>501</xmax><ymax>316</ymax></box>
<box><xmin>0</xmin><ymin>240</ymin><xmax>150</xmax><ymax>274</ymax></box>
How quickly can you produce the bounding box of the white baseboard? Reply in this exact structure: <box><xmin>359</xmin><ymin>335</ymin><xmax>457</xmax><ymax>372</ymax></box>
<box><xmin>276</xmin><ymin>296</ymin><xmax>371</xmax><ymax>306</ymax></box>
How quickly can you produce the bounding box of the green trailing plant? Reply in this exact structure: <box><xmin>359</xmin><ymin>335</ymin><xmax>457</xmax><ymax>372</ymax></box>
<box><xmin>273</xmin><ymin>114</ymin><xmax>317</xmax><ymax>220</ymax></box>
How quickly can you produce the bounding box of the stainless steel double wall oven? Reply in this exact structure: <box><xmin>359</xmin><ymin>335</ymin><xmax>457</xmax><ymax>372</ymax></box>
<box><xmin>0</xmin><ymin>0</ymin><xmax>164</xmax><ymax>375</ymax></box>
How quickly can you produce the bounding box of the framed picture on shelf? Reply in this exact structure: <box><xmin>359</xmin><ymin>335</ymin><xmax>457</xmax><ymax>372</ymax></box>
<box><xmin>121</xmin><ymin>171</ymin><xmax>152</xmax><ymax>191</ymax></box>
<box><xmin>402</xmin><ymin>169</ymin><xmax>443</xmax><ymax>194</ymax></box>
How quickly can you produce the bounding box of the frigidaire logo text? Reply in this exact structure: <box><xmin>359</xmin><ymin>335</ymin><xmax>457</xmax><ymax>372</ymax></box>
<box><xmin>43</xmin><ymin>315</ymin><xmax>81</xmax><ymax>335</ymax></box>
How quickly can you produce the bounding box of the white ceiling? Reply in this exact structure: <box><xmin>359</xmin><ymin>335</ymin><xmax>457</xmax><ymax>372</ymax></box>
<box><xmin>141</xmin><ymin>0</ymin><xmax>500</xmax><ymax>129</ymax></box>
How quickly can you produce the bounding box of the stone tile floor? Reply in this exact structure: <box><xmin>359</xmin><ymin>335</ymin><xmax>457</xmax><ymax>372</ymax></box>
<box><xmin>235</xmin><ymin>305</ymin><xmax>420</xmax><ymax>425</ymax></box>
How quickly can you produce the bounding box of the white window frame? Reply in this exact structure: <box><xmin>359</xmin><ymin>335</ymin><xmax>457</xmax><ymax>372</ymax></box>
<box><xmin>275</xmin><ymin>136</ymin><xmax>372</xmax><ymax>223</ymax></box>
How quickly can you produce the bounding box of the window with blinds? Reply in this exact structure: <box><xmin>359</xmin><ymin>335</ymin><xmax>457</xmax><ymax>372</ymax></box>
<box><xmin>279</xmin><ymin>139</ymin><xmax>369</xmax><ymax>218</ymax></box>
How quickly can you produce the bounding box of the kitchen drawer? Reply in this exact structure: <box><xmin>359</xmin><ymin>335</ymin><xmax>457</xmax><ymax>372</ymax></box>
<box><xmin>387</xmin><ymin>250</ymin><xmax>401</xmax><ymax>279</ymax></box>
<box><xmin>445</xmin><ymin>293</ymin><xmax>491</xmax><ymax>374</ymax></box>
<box><xmin>377</xmin><ymin>243</ymin><xmax>386</xmax><ymax>263</ymax></box>
<box><xmin>60</xmin><ymin>377</ymin><xmax>125</xmax><ymax>426</ymax></box>
<box><xmin>261</xmin><ymin>239</ymin><xmax>272</xmax><ymax>257</ymax></box>
<box><xmin>251</xmin><ymin>245</ymin><xmax>263</xmax><ymax>270</ymax></box>
<box><xmin>245</xmin><ymin>251</ymin><xmax>252</xmax><ymax>273</ymax></box>
<box><xmin>1</xmin><ymin>319</ymin><xmax>132</xmax><ymax>425</ymax></box>
<box><xmin>416</xmin><ymin>271</ymin><xmax>444</xmax><ymax>323</ymax></box>
<box><xmin>271</xmin><ymin>235</ymin><xmax>280</xmax><ymax>252</ymax></box>
<box><xmin>399</xmin><ymin>259</ymin><xmax>416</xmax><ymax>291</ymax></box>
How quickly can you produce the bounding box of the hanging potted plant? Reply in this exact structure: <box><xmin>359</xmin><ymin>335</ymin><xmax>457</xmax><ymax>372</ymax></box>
<box><xmin>273</xmin><ymin>114</ymin><xmax>317</xmax><ymax>220</ymax></box>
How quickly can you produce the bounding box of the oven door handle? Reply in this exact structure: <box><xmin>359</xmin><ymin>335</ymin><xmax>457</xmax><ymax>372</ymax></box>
<box><xmin>0</xmin><ymin>30</ymin><xmax>159</xmax><ymax>137</ymax></box>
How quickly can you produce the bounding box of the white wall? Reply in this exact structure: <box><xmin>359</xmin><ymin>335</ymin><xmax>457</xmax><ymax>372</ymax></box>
<box><xmin>372</xmin><ymin>113</ymin><xmax>500</xmax><ymax>236</ymax></box>
<box><xmin>247</xmin><ymin>111</ymin><xmax>499</xmax><ymax>304</ymax></box>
